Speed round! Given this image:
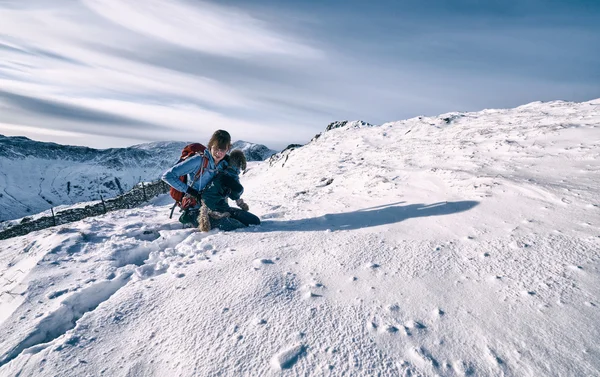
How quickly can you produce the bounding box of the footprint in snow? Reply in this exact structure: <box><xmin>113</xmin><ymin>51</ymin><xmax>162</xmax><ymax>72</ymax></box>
<box><xmin>566</xmin><ymin>265</ymin><xmax>584</xmax><ymax>271</ymax></box>
<box><xmin>453</xmin><ymin>360</ymin><xmax>476</xmax><ymax>376</ymax></box>
<box><xmin>485</xmin><ymin>347</ymin><xmax>506</xmax><ymax>369</ymax></box>
<box><xmin>252</xmin><ymin>258</ymin><xmax>275</xmax><ymax>270</ymax></box>
<box><xmin>397</xmin><ymin>360</ymin><xmax>420</xmax><ymax>376</ymax></box>
<box><xmin>409</xmin><ymin>346</ymin><xmax>440</xmax><ymax>370</ymax></box>
<box><xmin>387</xmin><ymin>304</ymin><xmax>400</xmax><ymax>312</ymax></box>
<box><xmin>253</xmin><ymin>318</ymin><xmax>267</xmax><ymax>325</ymax></box>
<box><xmin>367</xmin><ymin>320</ymin><xmax>378</xmax><ymax>332</ymax></box>
<box><xmin>403</xmin><ymin>320</ymin><xmax>426</xmax><ymax>335</ymax></box>
<box><xmin>201</xmin><ymin>243</ymin><xmax>215</xmax><ymax>252</ymax></box>
<box><xmin>520</xmin><ymin>290</ymin><xmax>536</xmax><ymax>296</ymax></box>
<box><xmin>380</xmin><ymin>324</ymin><xmax>399</xmax><ymax>334</ymax></box>
<box><xmin>303</xmin><ymin>291</ymin><xmax>322</xmax><ymax>299</ymax></box>
<box><xmin>271</xmin><ymin>344</ymin><xmax>305</xmax><ymax>370</ymax></box>
<box><xmin>367</xmin><ymin>319</ymin><xmax>399</xmax><ymax>335</ymax></box>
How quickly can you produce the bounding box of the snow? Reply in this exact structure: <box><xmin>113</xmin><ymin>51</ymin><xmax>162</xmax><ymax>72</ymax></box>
<box><xmin>0</xmin><ymin>99</ymin><xmax>599</xmax><ymax>376</ymax></box>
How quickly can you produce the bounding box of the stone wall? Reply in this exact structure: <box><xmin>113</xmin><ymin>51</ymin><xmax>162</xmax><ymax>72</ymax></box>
<box><xmin>0</xmin><ymin>180</ymin><xmax>171</xmax><ymax>240</ymax></box>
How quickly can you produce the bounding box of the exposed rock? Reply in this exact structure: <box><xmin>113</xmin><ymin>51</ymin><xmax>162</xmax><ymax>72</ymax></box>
<box><xmin>268</xmin><ymin>144</ymin><xmax>304</xmax><ymax>167</ymax></box>
<box><xmin>325</xmin><ymin>120</ymin><xmax>374</xmax><ymax>132</ymax></box>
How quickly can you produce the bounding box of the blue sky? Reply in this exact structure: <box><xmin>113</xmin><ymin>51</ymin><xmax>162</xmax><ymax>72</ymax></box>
<box><xmin>0</xmin><ymin>0</ymin><xmax>598</xmax><ymax>150</ymax></box>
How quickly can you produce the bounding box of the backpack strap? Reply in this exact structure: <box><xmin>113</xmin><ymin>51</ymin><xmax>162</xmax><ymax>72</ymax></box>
<box><xmin>180</xmin><ymin>152</ymin><xmax>211</xmax><ymax>210</ymax></box>
<box><xmin>192</xmin><ymin>153</ymin><xmax>210</xmax><ymax>181</ymax></box>
<box><xmin>189</xmin><ymin>152</ymin><xmax>209</xmax><ymax>185</ymax></box>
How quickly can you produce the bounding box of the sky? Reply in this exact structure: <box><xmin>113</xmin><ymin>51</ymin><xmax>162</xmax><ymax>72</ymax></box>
<box><xmin>0</xmin><ymin>0</ymin><xmax>599</xmax><ymax>150</ymax></box>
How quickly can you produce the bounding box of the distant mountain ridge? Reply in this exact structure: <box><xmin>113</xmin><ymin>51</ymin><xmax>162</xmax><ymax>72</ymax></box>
<box><xmin>231</xmin><ymin>140</ymin><xmax>277</xmax><ymax>161</ymax></box>
<box><xmin>1</xmin><ymin>135</ymin><xmax>185</xmax><ymax>168</ymax></box>
<box><xmin>0</xmin><ymin>135</ymin><xmax>276</xmax><ymax>221</ymax></box>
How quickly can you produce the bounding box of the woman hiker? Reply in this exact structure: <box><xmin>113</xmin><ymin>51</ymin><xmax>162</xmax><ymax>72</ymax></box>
<box><xmin>161</xmin><ymin>129</ymin><xmax>260</xmax><ymax>230</ymax></box>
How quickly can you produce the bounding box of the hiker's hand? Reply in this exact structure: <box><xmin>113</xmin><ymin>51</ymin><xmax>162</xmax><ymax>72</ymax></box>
<box><xmin>236</xmin><ymin>199</ymin><xmax>249</xmax><ymax>211</ymax></box>
<box><xmin>186</xmin><ymin>187</ymin><xmax>201</xmax><ymax>200</ymax></box>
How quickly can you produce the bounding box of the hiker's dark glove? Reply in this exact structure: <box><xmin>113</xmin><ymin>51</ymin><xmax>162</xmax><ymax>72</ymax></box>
<box><xmin>236</xmin><ymin>199</ymin><xmax>249</xmax><ymax>211</ymax></box>
<box><xmin>186</xmin><ymin>187</ymin><xmax>201</xmax><ymax>200</ymax></box>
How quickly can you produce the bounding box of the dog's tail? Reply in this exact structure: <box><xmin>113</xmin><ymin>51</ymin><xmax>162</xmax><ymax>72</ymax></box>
<box><xmin>198</xmin><ymin>201</ymin><xmax>211</xmax><ymax>232</ymax></box>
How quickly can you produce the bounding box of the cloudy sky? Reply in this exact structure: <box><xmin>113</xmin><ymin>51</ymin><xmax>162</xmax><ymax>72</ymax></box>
<box><xmin>1</xmin><ymin>0</ymin><xmax>598</xmax><ymax>150</ymax></box>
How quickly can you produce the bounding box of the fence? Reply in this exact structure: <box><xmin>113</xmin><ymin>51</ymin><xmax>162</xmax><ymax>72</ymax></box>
<box><xmin>0</xmin><ymin>180</ymin><xmax>171</xmax><ymax>241</ymax></box>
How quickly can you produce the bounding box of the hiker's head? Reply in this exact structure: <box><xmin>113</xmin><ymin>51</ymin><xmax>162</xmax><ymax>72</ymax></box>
<box><xmin>228</xmin><ymin>149</ymin><xmax>247</xmax><ymax>172</ymax></box>
<box><xmin>208</xmin><ymin>130</ymin><xmax>231</xmax><ymax>164</ymax></box>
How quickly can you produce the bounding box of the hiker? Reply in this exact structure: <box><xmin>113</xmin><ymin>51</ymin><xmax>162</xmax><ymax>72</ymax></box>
<box><xmin>162</xmin><ymin>130</ymin><xmax>232</xmax><ymax>227</ymax></box>
<box><xmin>198</xmin><ymin>149</ymin><xmax>260</xmax><ymax>231</ymax></box>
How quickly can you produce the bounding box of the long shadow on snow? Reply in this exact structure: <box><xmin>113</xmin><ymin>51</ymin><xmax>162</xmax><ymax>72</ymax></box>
<box><xmin>259</xmin><ymin>201</ymin><xmax>479</xmax><ymax>232</ymax></box>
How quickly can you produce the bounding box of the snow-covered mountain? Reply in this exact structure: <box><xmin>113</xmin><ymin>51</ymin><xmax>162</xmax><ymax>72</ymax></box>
<box><xmin>0</xmin><ymin>99</ymin><xmax>599</xmax><ymax>376</ymax></box>
<box><xmin>0</xmin><ymin>137</ymin><xmax>276</xmax><ymax>221</ymax></box>
<box><xmin>231</xmin><ymin>140</ymin><xmax>277</xmax><ymax>161</ymax></box>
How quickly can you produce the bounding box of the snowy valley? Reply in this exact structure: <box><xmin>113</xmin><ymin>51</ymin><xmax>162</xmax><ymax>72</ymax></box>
<box><xmin>0</xmin><ymin>99</ymin><xmax>599</xmax><ymax>376</ymax></box>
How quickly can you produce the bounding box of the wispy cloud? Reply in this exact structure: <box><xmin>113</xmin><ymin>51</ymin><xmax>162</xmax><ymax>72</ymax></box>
<box><xmin>0</xmin><ymin>90</ymin><xmax>163</xmax><ymax>129</ymax></box>
<box><xmin>0</xmin><ymin>1</ymin><xmax>326</xmax><ymax>148</ymax></box>
<box><xmin>82</xmin><ymin>0</ymin><xmax>322</xmax><ymax>59</ymax></box>
<box><xmin>0</xmin><ymin>0</ymin><xmax>598</xmax><ymax>150</ymax></box>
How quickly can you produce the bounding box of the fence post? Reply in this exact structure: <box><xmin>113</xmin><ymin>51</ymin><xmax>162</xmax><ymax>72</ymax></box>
<box><xmin>141</xmin><ymin>181</ymin><xmax>147</xmax><ymax>201</ymax></box>
<box><xmin>51</xmin><ymin>207</ymin><xmax>56</xmax><ymax>226</ymax></box>
<box><xmin>100</xmin><ymin>194</ymin><xmax>107</xmax><ymax>213</ymax></box>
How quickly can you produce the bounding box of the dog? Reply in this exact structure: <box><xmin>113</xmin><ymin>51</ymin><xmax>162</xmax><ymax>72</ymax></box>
<box><xmin>198</xmin><ymin>150</ymin><xmax>249</xmax><ymax>232</ymax></box>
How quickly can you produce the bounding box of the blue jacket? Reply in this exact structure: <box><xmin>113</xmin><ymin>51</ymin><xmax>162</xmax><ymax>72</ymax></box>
<box><xmin>162</xmin><ymin>151</ymin><xmax>226</xmax><ymax>194</ymax></box>
<box><xmin>202</xmin><ymin>166</ymin><xmax>244</xmax><ymax>212</ymax></box>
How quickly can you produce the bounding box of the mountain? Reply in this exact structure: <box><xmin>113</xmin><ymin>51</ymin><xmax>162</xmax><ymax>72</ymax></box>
<box><xmin>231</xmin><ymin>140</ymin><xmax>277</xmax><ymax>161</ymax></box>
<box><xmin>0</xmin><ymin>137</ymin><xmax>276</xmax><ymax>221</ymax></box>
<box><xmin>0</xmin><ymin>98</ymin><xmax>598</xmax><ymax>376</ymax></box>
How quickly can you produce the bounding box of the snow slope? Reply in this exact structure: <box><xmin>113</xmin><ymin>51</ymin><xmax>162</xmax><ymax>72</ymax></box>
<box><xmin>0</xmin><ymin>99</ymin><xmax>599</xmax><ymax>376</ymax></box>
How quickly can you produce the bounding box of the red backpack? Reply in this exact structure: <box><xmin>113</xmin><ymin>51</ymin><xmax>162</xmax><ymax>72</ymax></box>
<box><xmin>169</xmin><ymin>143</ymin><xmax>209</xmax><ymax>210</ymax></box>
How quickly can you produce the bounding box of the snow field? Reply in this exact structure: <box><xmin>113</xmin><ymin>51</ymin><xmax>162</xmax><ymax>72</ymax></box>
<box><xmin>0</xmin><ymin>99</ymin><xmax>599</xmax><ymax>376</ymax></box>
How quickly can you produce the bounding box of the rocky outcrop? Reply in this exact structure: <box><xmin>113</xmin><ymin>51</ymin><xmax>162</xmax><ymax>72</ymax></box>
<box><xmin>325</xmin><ymin>120</ymin><xmax>373</xmax><ymax>132</ymax></box>
<box><xmin>268</xmin><ymin>144</ymin><xmax>304</xmax><ymax>168</ymax></box>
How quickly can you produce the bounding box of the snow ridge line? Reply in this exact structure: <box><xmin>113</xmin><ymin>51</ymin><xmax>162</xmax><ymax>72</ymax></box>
<box><xmin>0</xmin><ymin>271</ymin><xmax>133</xmax><ymax>368</ymax></box>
